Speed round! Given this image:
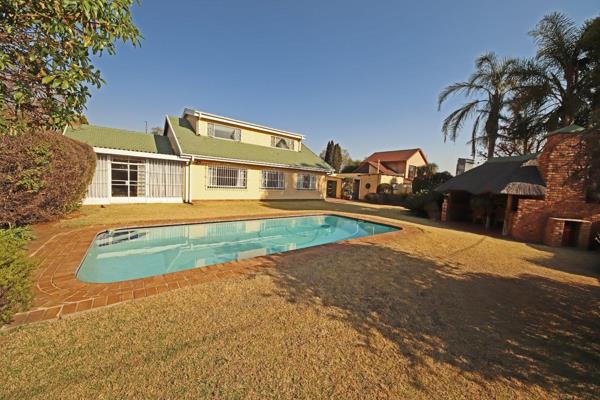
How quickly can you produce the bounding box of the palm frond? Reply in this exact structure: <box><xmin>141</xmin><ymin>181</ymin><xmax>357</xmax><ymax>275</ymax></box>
<box><xmin>441</xmin><ymin>99</ymin><xmax>482</xmax><ymax>142</ymax></box>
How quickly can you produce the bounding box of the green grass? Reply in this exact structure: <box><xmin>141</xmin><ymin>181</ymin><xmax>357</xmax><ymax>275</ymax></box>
<box><xmin>1</xmin><ymin>200</ymin><xmax>599</xmax><ymax>399</ymax></box>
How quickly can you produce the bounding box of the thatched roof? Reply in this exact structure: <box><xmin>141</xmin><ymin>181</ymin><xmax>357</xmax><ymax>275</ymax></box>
<box><xmin>436</xmin><ymin>154</ymin><xmax>546</xmax><ymax>196</ymax></box>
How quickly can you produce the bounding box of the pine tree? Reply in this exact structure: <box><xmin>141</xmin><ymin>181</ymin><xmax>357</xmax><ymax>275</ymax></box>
<box><xmin>331</xmin><ymin>143</ymin><xmax>343</xmax><ymax>172</ymax></box>
<box><xmin>323</xmin><ymin>140</ymin><xmax>334</xmax><ymax>164</ymax></box>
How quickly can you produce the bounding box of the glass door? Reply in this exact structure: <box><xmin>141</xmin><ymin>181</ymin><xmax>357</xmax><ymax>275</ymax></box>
<box><xmin>111</xmin><ymin>158</ymin><xmax>144</xmax><ymax>198</ymax></box>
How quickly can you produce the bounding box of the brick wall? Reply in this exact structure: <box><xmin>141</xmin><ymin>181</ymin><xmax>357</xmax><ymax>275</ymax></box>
<box><xmin>510</xmin><ymin>133</ymin><xmax>600</xmax><ymax>248</ymax></box>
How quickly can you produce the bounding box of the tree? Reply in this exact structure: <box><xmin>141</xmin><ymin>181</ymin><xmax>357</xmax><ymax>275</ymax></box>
<box><xmin>579</xmin><ymin>16</ymin><xmax>600</xmax><ymax>125</ymax></box>
<box><xmin>341</xmin><ymin>160</ymin><xmax>360</xmax><ymax>173</ymax></box>
<box><xmin>415</xmin><ymin>163</ymin><xmax>439</xmax><ymax>178</ymax></box>
<box><xmin>150</xmin><ymin>126</ymin><xmax>163</xmax><ymax>135</ymax></box>
<box><xmin>321</xmin><ymin>141</ymin><xmax>334</xmax><ymax>164</ymax></box>
<box><xmin>412</xmin><ymin>163</ymin><xmax>452</xmax><ymax>193</ymax></box>
<box><xmin>438</xmin><ymin>52</ymin><xmax>519</xmax><ymax>158</ymax></box>
<box><xmin>495</xmin><ymin>101</ymin><xmax>546</xmax><ymax>156</ymax></box>
<box><xmin>321</xmin><ymin>141</ymin><xmax>354</xmax><ymax>172</ymax></box>
<box><xmin>513</xmin><ymin>13</ymin><xmax>595</xmax><ymax>130</ymax></box>
<box><xmin>331</xmin><ymin>143</ymin><xmax>343</xmax><ymax>172</ymax></box>
<box><xmin>0</xmin><ymin>0</ymin><xmax>142</xmax><ymax>133</ymax></box>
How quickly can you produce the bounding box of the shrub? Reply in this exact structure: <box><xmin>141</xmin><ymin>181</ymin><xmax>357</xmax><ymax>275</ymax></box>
<box><xmin>341</xmin><ymin>178</ymin><xmax>354</xmax><ymax>199</ymax></box>
<box><xmin>412</xmin><ymin>171</ymin><xmax>453</xmax><ymax>193</ymax></box>
<box><xmin>0</xmin><ymin>130</ymin><xmax>96</xmax><ymax>227</ymax></box>
<box><xmin>403</xmin><ymin>191</ymin><xmax>444</xmax><ymax>216</ymax></box>
<box><xmin>376</xmin><ymin>183</ymin><xmax>392</xmax><ymax>194</ymax></box>
<box><xmin>0</xmin><ymin>228</ymin><xmax>36</xmax><ymax>324</ymax></box>
<box><xmin>364</xmin><ymin>193</ymin><xmax>379</xmax><ymax>203</ymax></box>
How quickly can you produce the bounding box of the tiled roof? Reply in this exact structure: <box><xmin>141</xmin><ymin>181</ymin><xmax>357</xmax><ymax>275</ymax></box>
<box><xmin>354</xmin><ymin>160</ymin><xmax>400</xmax><ymax>175</ymax></box>
<box><xmin>364</xmin><ymin>148</ymin><xmax>427</xmax><ymax>163</ymax></box>
<box><xmin>65</xmin><ymin>124</ymin><xmax>175</xmax><ymax>155</ymax></box>
<box><xmin>167</xmin><ymin>116</ymin><xmax>332</xmax><ymax>171</ymax></box>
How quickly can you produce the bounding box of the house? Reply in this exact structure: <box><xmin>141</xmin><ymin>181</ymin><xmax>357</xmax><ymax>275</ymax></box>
<box><xmin>337</xmin><ymin>148</ymin><xmax>428</xmax><ymax>200</ymax></box>
<box><xmin>455</xmin><ymin>158</ymin><xmax>474</xmax><ymax>175</ymax></box>
<box><xmin>65</xmin><ymin>108</ymin><xmax>333</xmax><ymax>204</ymax></box>
<box><xmin>437</xmin><ymin>125</ymin><xmax>600</xmax><ymax>249</ymax></box>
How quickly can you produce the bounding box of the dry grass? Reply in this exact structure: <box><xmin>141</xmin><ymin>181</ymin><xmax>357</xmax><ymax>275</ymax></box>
<box><xmin>1</xmin><ymin>200</ymin><xmax>599</xmax><ymax>399</ymax></box>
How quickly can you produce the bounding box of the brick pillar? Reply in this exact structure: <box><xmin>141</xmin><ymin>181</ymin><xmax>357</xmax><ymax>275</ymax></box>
<box><xmin>543</xmin><ymin>218</ymin><xmax>562</xmax><ymax>247</ymax></box>
<box><xmin>578</xmin><ymin>222</ymin><xmax>592</xmax><ymax>250</ymax></box>
<box><xmin>441</xmin><ymin>196</ymin><xmax>449</xmax><ymax>223</ymax></box>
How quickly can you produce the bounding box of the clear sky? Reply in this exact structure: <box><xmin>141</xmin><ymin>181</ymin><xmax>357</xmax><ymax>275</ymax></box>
<box><xmin>86</xmin><ymin>0</ymin><xmax>599</xmax><ymax>172</ymax></box>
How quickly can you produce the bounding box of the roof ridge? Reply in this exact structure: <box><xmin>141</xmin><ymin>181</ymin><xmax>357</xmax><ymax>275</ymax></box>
<box><xmin>370</xmin><ymin>148</ymin><xmax>420</xmax><ymax>154</ymax></box>
<box><xmin>69</xmin><ymin>124</ymin><xmax>149</xmax><ymax>136</ymax></box>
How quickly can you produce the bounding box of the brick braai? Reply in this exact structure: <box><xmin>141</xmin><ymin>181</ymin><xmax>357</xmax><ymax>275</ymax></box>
<box><xmin>510</xmin><ymin>132</ymin><xmax>600</xmax><ymax>248</ymax></box>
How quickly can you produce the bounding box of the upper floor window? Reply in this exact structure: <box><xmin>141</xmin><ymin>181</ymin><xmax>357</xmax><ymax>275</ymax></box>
<box><xmin>296</xmin><ymin>173</ymin><xmax>316</xmax><ymax>190</ymax></box>
<box><xmin>208</xmin><ymin>123</ymin><xmax>241</xmax><ymax>141</ymax></box>
<box><xmin>407</xmin><ymin>165</ymin><xmax>417</xmax><ymax>180</ymax></box>
<box><xmin>261</xmin><ymin>170</ymin><xmax>285</xmax><ymax>189</ymax></box>
<box><xmin>207</xmin><ymin>165</ymin><xmax>247</xmax><ymax>188</ymax></box>
<box><xmin>271</xmin><ymin>135</ymin><xmax>295</xmax><ymax>150</ymax></box>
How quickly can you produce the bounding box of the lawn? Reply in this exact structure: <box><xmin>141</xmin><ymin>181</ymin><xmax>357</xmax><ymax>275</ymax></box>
<box><xmin>1</xmin><ymin>200</ymin><xmax>599</xmax><ymax>399</ymax></box>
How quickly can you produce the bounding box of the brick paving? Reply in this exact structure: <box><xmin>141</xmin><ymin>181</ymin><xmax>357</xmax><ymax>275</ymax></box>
<box><xmin>8</xmin><ymin>211</ymin><xmax>405</xmax><ymax>327</ymax></box>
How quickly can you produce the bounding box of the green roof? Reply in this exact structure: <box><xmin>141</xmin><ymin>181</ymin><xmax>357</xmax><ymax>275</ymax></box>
<box><xmin>167</xmin><ymin>116</ymin><xmax>332</xmax><ymax>171</ymax></box>
<box><xmin>65</xmin><ymin>124</ymin><xmax>175</xmax><ymax>155</ymax></box>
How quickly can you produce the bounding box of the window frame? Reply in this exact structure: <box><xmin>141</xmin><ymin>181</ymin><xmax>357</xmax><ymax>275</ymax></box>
<box><xmin>407</xmin><ymin>165</ymin><xmax>417</xmax><ymax>180</ymax></box>
<box><xmin>207</xmin><ymin>165</ymin><xmax>248</xmax><ymax>189</ymax></box>
<box><xmin>296</xmin><ymin>173</ymin><xmax>317</xmax><ymax>191</ymax></box>
<box><xmin>271</xmin><ymin>135</ymin><xmax>295</xmax><ymax>151</ymax></box>
<box><xmin>261</xmin><ymin>170</ymin><xmax>286</xmax><ymax>190</ymax></box>
<box><xmin>207</xmin><ymin>122</ymin><xmax>242</xmax><ymax>142</ymax></box>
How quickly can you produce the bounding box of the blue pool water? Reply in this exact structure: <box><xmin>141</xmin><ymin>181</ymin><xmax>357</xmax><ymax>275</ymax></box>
<box><xmin>77</xmin><ymin>215</ymin><xmax>398</xmax><ymax>283</ymax></box>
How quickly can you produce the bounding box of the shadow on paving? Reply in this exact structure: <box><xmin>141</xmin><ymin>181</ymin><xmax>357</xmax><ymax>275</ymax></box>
<box><xmin>265</xmin><ymin>240</ymin><xmax>600</xmax><ymax>397</ymax></box>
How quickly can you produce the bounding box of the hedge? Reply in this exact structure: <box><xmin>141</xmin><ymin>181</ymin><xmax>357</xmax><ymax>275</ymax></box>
<box><xmin>0</xmin><ymin>228</ymin><xmax>36</xmax><ymax>324</ymax></box>
<box><xmin>0</xmin><ymin>130</ymin><xmax>96</xmax><ymax>227</ymax></box>
<box><xmin>363</xmin><ymin>191</ymin><xmax>443</xmax><ymax>218</ymax></box>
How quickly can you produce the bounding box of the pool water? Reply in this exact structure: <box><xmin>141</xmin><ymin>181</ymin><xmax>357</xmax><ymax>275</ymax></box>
<box><xmin>76</xmin><ymin>215</ymin><xmax>398</xmax><ymax>283</ymax></box>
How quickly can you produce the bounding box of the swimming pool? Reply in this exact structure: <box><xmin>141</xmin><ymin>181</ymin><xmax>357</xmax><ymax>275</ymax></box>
<box><xmin>76</xmin><ymin>215</ymin><xmax>398</xmax><ymax>283</ymax></box>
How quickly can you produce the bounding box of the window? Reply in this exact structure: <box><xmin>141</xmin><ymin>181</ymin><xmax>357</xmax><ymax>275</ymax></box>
<box><xmin>207</xmin><ymin>123</ymin><xmax>241</xmax><ymax>141</ymax></box>
<box><xmin>296</xmin><ymin>173</ymin><xmax>316</xmax><ymax>190</ymax></box>
<box><xmin>407</xmin><ymin>165</ymin><xmax>417</xmax><ymax>180</ymax></box>
<box><xmin>207</xmin><ymin>165</ymin><xmax>247</xmax><ymax>188</ymax></box>
<box><xmin>261</xmin><ymin>170</ymin><xmax>285</xmax><ymax>189</ymax></box>
<box><xmin>271</xmin><ymin>135</ymin><xmax>295</xmax><ymax>150</ymax></box>
<box><xmin>111</xmin><ymin>157</ymin><xmax>145</xmax><ymax>197</ymax></box>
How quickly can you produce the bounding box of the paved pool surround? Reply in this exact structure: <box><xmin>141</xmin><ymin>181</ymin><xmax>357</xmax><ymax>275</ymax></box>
<box><xmin>8</xmin><ymin>212</ymin><xmax>406</xmax><ymax>328</ymax></box>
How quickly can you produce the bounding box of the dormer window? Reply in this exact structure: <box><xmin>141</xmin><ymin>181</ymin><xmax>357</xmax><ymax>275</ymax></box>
<box><xmin>271</xmin><ymin>135</ymin><xmax>295</xmax><ymax>150</ymax></box>
<box><xmin>208</xmin><ymin>123</ymin><xmax>241</xmax><ymax>141</ymax></box>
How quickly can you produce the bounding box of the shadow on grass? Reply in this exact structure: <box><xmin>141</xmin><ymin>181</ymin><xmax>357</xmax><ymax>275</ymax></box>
<box><xmin>266</xmin><ymin>240</ymin><xmax>600</xmax><ymax>397</ymax></box>
<box><xmin>526</xmin><ymin>243</ymin><xmax>600</xmax><ymax>280</ymax></box>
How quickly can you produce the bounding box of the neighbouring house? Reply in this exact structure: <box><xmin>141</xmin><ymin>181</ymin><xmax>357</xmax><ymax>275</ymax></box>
<box><xmin>437</xmin><ymin>125</ymin><xmax>600</xmax><ymax>249</ymax></box>
<box><xmin>336</xmin><ymin>148</ymin><xmax>428</xmax><ymax>200</ymax></box>
<box><xmin>455</xmin><ymin>158</ymin><xmax>474</xmax><ymax>175</ymax></box>
<box><xmin>65</xmin><ymin>108</ymin><xmax>333</xmax><ymax>204</ymax></box>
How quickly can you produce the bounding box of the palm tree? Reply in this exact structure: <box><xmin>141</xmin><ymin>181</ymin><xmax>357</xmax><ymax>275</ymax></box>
<box><xmin>438</xmin><ymin>52</ymin><xmax>518</xmax><ymax>159</ymax></box>
<box><xmin>514</xmin><ymin>13</ymin><xmax>592</xmax><ymax>129</ymax></box>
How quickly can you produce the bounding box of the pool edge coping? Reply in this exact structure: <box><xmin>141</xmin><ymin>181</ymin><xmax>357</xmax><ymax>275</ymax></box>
<box><xmin>5</xmin><ymin>211</ymin><xmax>408</xmax><ymax>329</ymax></box>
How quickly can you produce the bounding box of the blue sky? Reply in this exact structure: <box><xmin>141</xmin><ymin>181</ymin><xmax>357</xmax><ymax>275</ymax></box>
<box><xmin>86</xmin><ymin>0</ymin><xmax>599</xmax><ymax>172</ymax></box>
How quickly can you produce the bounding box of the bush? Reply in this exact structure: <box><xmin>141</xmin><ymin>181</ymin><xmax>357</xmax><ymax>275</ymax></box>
<box><xmin>376</xmin><ymin>183</ymin><xmax>392</xmax><ymax>194</ymax></box>
<box><xmin>403</xmin><ymin>191</ymin><xmax>444</xmax><ymax>217</ymax></box>
<box><xmin>363</xmin><ymin>192</ymin><xmax>409</xmax><ymax>206</ymax></box>
<box><xmin>0</xmin><ymin>130</ymin><xmax>96</xmax><ymax>227</ymax></box>
<box><xmin>412</xmin><ymin>171</ymin><xmax>453</xmax><ymax>193</ymax></box>
<box><xmin>364</xmin><ymin>193</ymin><xmax>379</xmax><ymax>203</ymax></box>
<box><xmin>0</xmin><ymin>228</ymin><xmax>36</xmax><ymax>324</ymax></box>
